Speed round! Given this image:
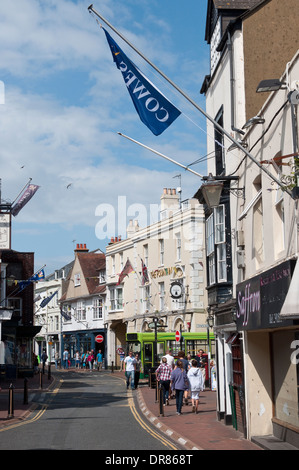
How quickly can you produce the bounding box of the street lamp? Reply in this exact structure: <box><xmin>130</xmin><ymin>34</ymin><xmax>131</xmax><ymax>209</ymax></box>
<box><xmin>148</xmin><ymin>316</ymin><xmax>168</xmax><ymax>366</ymax></box>
<box><xmin>256</xmin><ymin>79</ymin><xmax>286</xmax><ymax>93</ymax></box>
<box><xmin>195</xmin><ymin>174</ymin><xmax>245</xmax><ymax>210</ymax></box>
<box><xmin>199</xmin><ymin>174</ymin><xmax>224</xmax><ymax>209</ymax></box>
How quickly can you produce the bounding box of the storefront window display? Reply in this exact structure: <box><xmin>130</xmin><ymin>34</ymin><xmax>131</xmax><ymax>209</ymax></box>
<box><xmin>16</xmin><ymin>338</ymin><xmax>32</xmax><ymax>367</ymax></box>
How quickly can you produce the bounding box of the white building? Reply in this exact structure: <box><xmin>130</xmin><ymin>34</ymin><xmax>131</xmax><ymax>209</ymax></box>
<box><xmin>34</xmin><ymin>261</ymin><xmax>73</xmax><ymax>363</ymax></box>
<box><xmin>59</xmin><ymin>244</ymin><xmax>107</xmax><ymax>366</ymax></box>
<box><xmin>105</xmin><ymin>188</ymin><xmax>212</xmax><ymax>376</ymax></box>
<box><xmin>199</xmin><ymin>0</ymin><xmax>299</xmax><ymax>447</ymax></box>
<box><xmin>234</xmin><ymin>52</ymin><xmax>299</xmax><ymax>447</ymax></box>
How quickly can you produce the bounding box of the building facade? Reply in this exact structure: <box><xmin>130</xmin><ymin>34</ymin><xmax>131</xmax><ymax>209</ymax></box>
<box><xmin>34</xmin><ymin>261</ymin><xmax>73</xmax><ymax>364</ymax></box>
<box><xmin>105</xmin><ymin>189</ymin><xmax>212</xmax><ymax>375</ymax></box>
<box><xmin>234</xmin><ymin>52</ymin><xmax>299</xmax><ymax>445</ymax></box>
<box><xmin>0</xmin><ymin>249</ymin><xmax>41</xmax><ymax>378</ymax></box>
<box><xmin>199</xmin><ymin>0</ymin><xmax>299</xmax><ymax>446</ymax></box>
<box><xmin>59</xmin><ymin>244</ymin><xmax>107</xmax><ymax>366</ymax></box>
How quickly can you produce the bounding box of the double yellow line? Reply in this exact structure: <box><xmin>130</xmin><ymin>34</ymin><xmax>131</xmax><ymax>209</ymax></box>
<box><xmin>0</xmin><ymin>379</ymin><xmax>63</xmax><ymax>433</ymax></box>
<box><xmin>128</xmin><ymin>395</ymin><xmax>178</xmax><ymax>450</ymax></box>
<box><xmin>0</xmin><ymin>403</ymin><xmax>48</xmax><ymax>433</ymax></box>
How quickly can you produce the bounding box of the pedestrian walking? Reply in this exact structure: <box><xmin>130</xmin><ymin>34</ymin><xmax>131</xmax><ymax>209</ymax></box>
<box><xmin>63</xmin><ymin>348</ymin><xmax>69</xmax><ymax>369</ymax></box>
<box><xmin>155</xmin><ymin>357</ymin><xmax>172</xmax><ymax>405</ymax></box>
<box><xmin>96</xmin><ymin>350</ymin><xmax>103</xmax><ymax>370</ymax></box>
<box><xmin>41</xmin><ymin>349</ymin><xmax>48</xmax><ymax>367</ymax></box>
<box><xmin>81</xmin><ymin>352</ymin><xmax>87</xmax><ymax>369</ymax></box>
<box><xmin>170</xmin><ymin>359</ymin><xmax>189</xmax><ymax>415</ymax></box>
<box><xmin>161</xmin><ymin>349</ymin><xmax>175</xmax><ymax>369</ymax></box>
<box><xmin>33</xmin><ymin>352</ymin><xmax>39</xmax><ymax>373</ymax></box>
<box><xmin>123</xmin><ymin>350</ymin><xmax>136</xmax><ymax>390</ymax></box>
<box><xmin>75</xmin><ymin>351</ymin><xmax>80</xmax><ymax>368</ymax></box>
<box><xmin>87</xmin><ymin>351</ymin><xmax>94</xmax><ymax>370</ymax></box>
<box><xmin>54</xmin><ymin>351</ymin><xmax>59</xmax><ymax>369</ymax></box>
<box><xmin>187</xmin><ymin>359</ymin><xmax>204</xmax><ymax>413</ymax></box>
<box><xmin>176</xmin><ymin>351</ymin><xmax>189</xmax><ymax>406</ymax></box>
<box><xmin>195</xmin><ymin>349</ymin><xmax>206</xmax><ymax>386</ymax></box>
<box><xmin>134</xmin><ymin>353</ymin><xmax>142</xmax><ymax>389</ymax></box>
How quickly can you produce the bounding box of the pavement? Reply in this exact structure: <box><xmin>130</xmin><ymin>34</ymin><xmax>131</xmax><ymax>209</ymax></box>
<box><xmin>0</xmin><ymin>367</ymin><xmax>297</xmax><ymax>450</ymax></box>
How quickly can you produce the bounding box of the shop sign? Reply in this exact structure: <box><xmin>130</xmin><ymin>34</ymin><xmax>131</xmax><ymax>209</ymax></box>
<box><xmin>236</xmin><ymin>260</ymin><xmax>295</xmax><ymax>330</ymax></box>
<box><xmin>150</xmin><ymin>266</ymin><xmax>183</xmax><ymax>279</ymax></box>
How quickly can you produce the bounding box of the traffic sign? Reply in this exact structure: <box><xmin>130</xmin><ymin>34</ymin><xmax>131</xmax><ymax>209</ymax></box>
<box><xmin>95</xmin><ymin>334</ymin><xmax>104</xmax><ymax>343</ymax></box>
<box><xmin>175</xmin><ymin>330</ymin><xmax>181</xmax><ymax>342</ymax></box>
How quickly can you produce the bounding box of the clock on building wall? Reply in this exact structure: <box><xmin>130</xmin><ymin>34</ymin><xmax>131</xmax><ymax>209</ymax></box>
<box><xmin>170</xmin><ymin>281</ymin><xmax>183</xmax><ymax>299</ymax></box>
<box><xmin>210</xmin><ymin>17</ymin><xmax>221</xmax><ymax>74</ymax></box>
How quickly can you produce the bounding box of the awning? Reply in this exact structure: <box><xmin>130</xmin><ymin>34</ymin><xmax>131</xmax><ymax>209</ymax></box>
<box><xmin>16</xmin><ymin>326</ymin><xmax>42</xmax><ymax>338</ymax></box>
<box><xmin>280</xmin><ymin>259</ymin><xmax>299</xmax><ymax>319</ymax></box>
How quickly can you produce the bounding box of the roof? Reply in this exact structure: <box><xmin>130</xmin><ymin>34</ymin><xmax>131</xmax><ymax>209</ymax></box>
<box><xmin>213</xmin><ymin>0</ymin><xmax>262</xmax><ymax>9</ymax></box>
<box><xmin>205</xmin><ymin>0</ymin><xmax>263</xmax><ymax>42</ymax></box>
<box><xmin>76</xmin><ymin>252</ymin><xmax>106</xmax><ymax>295</ymax></box>
<box><xmin>59</xmin><ymin>251</ymin><xmax>106</xmax><ymax>302</ymax></box>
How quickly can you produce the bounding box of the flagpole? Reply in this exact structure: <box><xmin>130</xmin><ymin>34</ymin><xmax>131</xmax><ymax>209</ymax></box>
<box><xmin>11</xmin><ymin>178</ymin><xmax>32</xmax><ymax>206</ymax></box>
<box><xmin>88</xmin><ymin>4</ymin><xmax>294</xmax><ymax>198</ymax></box>
<box><xmin>0</xmin><ymin>264</ymin><xmax>46</xmax><ymax>305</ymax></box>
<box><xmin>118</xmin><ymin>132</ymin><xmax>204</xmax><ymax>178</ymax></box>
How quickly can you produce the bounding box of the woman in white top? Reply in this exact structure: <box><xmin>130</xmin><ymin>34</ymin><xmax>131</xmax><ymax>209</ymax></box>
<box><xmin>187</xmin><ymin>359</ymin><xmax>204</xmax><ymax>414</ymax></box>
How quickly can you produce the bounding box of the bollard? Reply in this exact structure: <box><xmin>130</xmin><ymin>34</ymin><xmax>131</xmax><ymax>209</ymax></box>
<box><xmin>39</xmin><ymin>368</ymin><xmax>43</xmax><ymax>389</ymax></box>
<box><xmin>155</xmin><ymin>379</ymin><xmax>159</xmax><ymax>402</ymax></box>
<box><xmin>158</xmin><ymin>383</ymin><xmax>164</xmax><ymax>417</ymax></box>
<box><xmin>111</xmin><ymin>361</ymin><xmax>114</xmax><ymax>373</ymax></box>
<box><xmin>48</xmin><ymin>363</ymin><xmax>51</xmax><ymax>381</ymax></box>
<box><xmin>23</xmin><ymin>377</ymin><xmax>28</xmax><ymax>405</ymax></box>
<box><xmin>7</xmin><ymin>383</ymin><xmax>14</xmax><ymax>419</ymax></box>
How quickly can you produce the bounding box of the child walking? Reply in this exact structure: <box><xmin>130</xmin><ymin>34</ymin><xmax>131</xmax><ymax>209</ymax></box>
<box><xmin>187</xmin><ymin>359</ymin><xmax>204</xmax><ymax>414</ymax></box>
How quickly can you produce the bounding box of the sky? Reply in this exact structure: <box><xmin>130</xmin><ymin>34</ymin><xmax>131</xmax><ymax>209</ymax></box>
<box><xmin>0</xmin><ymin>0</ymin><xmax>210</xmax><ymax>275</ymax></box>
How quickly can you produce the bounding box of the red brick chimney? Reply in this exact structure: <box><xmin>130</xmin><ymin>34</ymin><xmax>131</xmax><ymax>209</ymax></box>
<box><xmin>74</xmin><ymin>243</ymin><xmax>89</xmax><ymax>253</ymax></box>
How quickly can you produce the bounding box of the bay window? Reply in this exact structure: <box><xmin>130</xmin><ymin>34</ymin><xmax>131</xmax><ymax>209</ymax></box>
<box><xmin>206</xmin><ymin>204</ymin><xmax>227</xmax><ymax>285</ymax></box>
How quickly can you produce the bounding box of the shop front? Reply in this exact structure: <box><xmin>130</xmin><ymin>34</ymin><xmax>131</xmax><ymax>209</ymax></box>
<box><xmin>61</xmin><ymin>329</ymin><xmax>107</xmax><ymax>367</ymax></box>
<box><xmin>236</xmin><ymin>259</ymin><xmax>299</xmax><ymax>445</ymax></box>
<box><xmin>1</xmin><ymin>325</ymin><xmax>41</xmax><ymax>378</ymax></box>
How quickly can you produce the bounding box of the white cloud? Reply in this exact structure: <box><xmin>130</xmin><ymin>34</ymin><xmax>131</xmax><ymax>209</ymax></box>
<box><xmin>0</xmin><ymin>0</ymin><xmax>208</xmax><ymax>273</ymax></box>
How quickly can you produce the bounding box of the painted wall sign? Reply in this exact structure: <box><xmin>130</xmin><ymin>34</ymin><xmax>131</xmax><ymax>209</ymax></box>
<box><xmin>150</xmin><ymin>266</ymin><xmax>183</xmax><ymax>279</ymax></box>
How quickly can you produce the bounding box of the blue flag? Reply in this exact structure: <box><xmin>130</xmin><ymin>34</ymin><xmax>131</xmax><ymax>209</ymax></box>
<box><xmin>40</xmin><ymin>290</ymin><xmax>58</xmax><ymax>308</ymax></box>
<box><xmin>103</xmin><ymin>29</ymin><xmax>181</xmax><ymax>136</ymax></box>
<box><xmin>29</xmin><ymin>269</ymin><xmax>45</xmax><ymax>282</ymax></box>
